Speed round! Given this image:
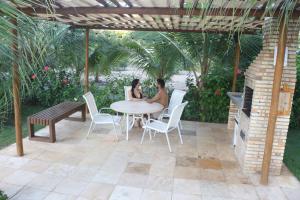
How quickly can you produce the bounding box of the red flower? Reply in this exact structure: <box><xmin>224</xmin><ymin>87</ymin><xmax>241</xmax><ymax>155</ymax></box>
<box><xmin>63</xmin><ymin>79</ymin><xmax>68</xmax><ymax>84</ymax></box>
<box><xmin>44</xmin><ymin>66</ymin><xmax>49</xmax><ymax>71</ymax></box>
<box><xmin>31</xmin><ymin>74</ymin><xmax>37</xmax><ymax>80</ymax></box>
<box><xmin>236</xmin><ymin>68</ymin><xmax>241</xmax><ymax>75</ymax></box>
<box><xmin>214</xmin><ymin>89</ymin><xmax>221</xmax><ymax>96</ymax></box>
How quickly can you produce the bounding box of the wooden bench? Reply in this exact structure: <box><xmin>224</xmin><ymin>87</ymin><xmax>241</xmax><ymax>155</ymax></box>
<box><xmin>28</xmin><ymin>101</ymin><xmax>86</xmax><ymax>143</ymax></box>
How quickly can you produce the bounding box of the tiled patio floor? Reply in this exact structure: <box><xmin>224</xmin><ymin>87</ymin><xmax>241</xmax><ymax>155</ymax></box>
<box><xmin>0</xmin><ymin>112</ymin><xmax>299</xmax><ymax>200</ymax></box>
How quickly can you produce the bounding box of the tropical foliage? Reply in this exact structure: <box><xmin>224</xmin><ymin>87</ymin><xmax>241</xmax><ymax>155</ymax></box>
<box><xmin>0</xmin><ymin>190</ymin><xmax>8</xmax><ymax>200</ymax></box>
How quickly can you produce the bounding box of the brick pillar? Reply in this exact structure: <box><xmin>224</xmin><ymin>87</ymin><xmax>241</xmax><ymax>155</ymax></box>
<box><xmin>236</xmin><ymin>18</ymin><xmax>299</xmax><ymax>175</ymax></box>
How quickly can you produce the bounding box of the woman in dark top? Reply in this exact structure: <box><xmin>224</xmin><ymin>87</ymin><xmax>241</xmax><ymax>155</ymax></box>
<box><xmin>128</xmin><ymin>79</ymin><xmax>143</xmax><ymax>101</ymax></box>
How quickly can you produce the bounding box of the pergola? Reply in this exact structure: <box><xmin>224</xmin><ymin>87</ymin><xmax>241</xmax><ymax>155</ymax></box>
<box><xmin>7</xmin><ymin>0</ymin><xmax>300</xmax><ymax>185</ymax></box>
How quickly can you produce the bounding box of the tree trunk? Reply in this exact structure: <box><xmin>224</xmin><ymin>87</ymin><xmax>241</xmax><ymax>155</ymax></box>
<box><xmin>95</xmin><ymin>69</ymin><xmax>99</xmax><ymax>82</ymax></box>
<box><xmin>199</xmin><ymin>34</ymin><xmax>209</xmax><ymax>89</ymax></box>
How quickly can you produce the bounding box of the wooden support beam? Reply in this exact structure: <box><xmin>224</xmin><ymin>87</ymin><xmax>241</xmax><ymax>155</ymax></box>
<box><xmin>72</xmin><ymin>25</ymin><xmax>258</xmax><ymax>34</ymax></box>
<box><xmin>11</xmin><ymin>17</ymin><xmax>24</xmax><ymax>156</ymax></box>
<box><xmin>84</xmin><ymin>28</ymin><xmax>89</xmax><ymax>94</ymax></box>
<box><xmin>19</xmin><ymin>6</ymin><xmax>300</xmax><ymax>18</ymax></box>
<box><xmin>232</xmin><ymin>34</ymin><xmax>240</xmax><ymax>92</ymax></box>
<box><xmin>260</xmin><ymin>17</ymin><xmax>288</xmax><ymax>185</ymax></box>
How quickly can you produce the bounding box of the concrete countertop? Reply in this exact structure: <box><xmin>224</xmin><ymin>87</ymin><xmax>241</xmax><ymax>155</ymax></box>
<box><xmin>227</xmin><ymin>92</ymin><xmax>243</xmax><ymax>108</ymax></box>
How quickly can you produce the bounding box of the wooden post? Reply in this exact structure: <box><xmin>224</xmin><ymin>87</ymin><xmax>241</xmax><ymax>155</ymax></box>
<box><xmin>11</xmin><ymin>17</ymin><xmax>24</xmax><ymax>156</ymax></box>
<box><xmin>84</xmin><ymin>28</ymin><xmax>89</xmax><ymax>94</ymax></box>
<box><xmin>260</xmin><ymin>17</ymin><xmax>287</xmax><ymax>185</ymax></box>
<box><xmin>232</xmin><ymin>34</ymin><xmax>240</xmax><ymax>92</ymax></box>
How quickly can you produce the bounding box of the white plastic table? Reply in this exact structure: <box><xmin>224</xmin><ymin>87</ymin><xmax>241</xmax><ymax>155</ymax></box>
<box><xmin>110</xmin><ymin>100</ymin><xmax>163</xmax><ymax>140</ymax></box>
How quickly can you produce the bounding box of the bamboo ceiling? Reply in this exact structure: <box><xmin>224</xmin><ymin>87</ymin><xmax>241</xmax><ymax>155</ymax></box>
<box><xmin>15</xmin><ymin>0</ymin><xmax>300</xmax><ymax>34</ymax></box>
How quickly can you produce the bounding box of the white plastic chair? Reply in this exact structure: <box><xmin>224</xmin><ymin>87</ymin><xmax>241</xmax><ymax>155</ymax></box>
<box><xmin>124</xmin><ymin>86</ymin><xmax>145</xmax><ymax>133</ymax></box>
<box><xmin>159</xmin><ymin>89</ymin><xmax>186</xmax><ymax>129</ymax></box>
<box><xmin>141</xmin><ymin>101</ymin><xmax>188</xmax><ymax>152</ymax></box>
<box><xmin>83</xmin><ymin>92</ymin><xmax>121</xmax><ymax>140</ymax></box>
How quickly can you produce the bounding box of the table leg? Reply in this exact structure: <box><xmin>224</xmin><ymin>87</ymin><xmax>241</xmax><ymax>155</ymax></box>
<box><xmin>126</xmin><ymin>114</ymin><xmax>129</xmax><ymax>141</ymax></box>
<box><xmin>147</xmin><ymin>113</ymin><xmax>152</xmax><ymax>141</ymax></box>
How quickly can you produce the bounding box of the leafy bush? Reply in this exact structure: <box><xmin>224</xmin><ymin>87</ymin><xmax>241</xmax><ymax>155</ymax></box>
<box><xmin>0</xmin><ymin>190</ymin><xmax>8</xmax><ymax>200</ymax></box>
<box><xmin>183</xmin><ymin>67</ymin><xmax>232</xmax><ymax>123</ymax></box>
<box><xmin>290</xmin><ymin>55</ymin><xmax>300</xmax><ymax>129</ymax></box>
<box><xmin>90</xmin><ymin>75</ymin><xmax>158</xmax><ymax>109</ymax></box>
<box><xmin>27</xmin><ymin>66</ymin><xmax>83</xmax><ymax>107</ymax></box>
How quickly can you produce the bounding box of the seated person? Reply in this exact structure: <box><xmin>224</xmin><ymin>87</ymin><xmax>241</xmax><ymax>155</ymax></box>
<box><xmin>147</xmin><ymin>79</ymin><xmax>168</xmax><ymax>108</ymax></box>
<box><xmin>128</xmin><ymin>79</ymin><xmax>143</xmax><ymax>101</ymax></box>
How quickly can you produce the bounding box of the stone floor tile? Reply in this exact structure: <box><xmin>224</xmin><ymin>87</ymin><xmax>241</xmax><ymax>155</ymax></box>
<box><xmin>68</xmin><ymin>166</ymin><xmax>98</xmax><ymax>182</ymax></box>
<box><xmin>2</xmin><ymin>156</ymin><xmax>30</xmax><ymax>169</ymax></box>
<box><xmin>0</xmin><ymin>166</ymin><xmax>15</xmax><ymax>180</ymax></box>
<box><xmin>199</xmin><ymin>181</ymin><xmax>231</xmax><ymax>198</ymax></box>
<box><xmin>145</xmin><ymin>176</ymin><xmax>173</xmax><ymax>191</ymax></box>
<box><xmin>0</xmin><ymin>182</ymin><xmax>23</xmax><ymax>198</ymax></box>
<box><xmin>43</xmin><ymin>192</ymin><xmax>76</xmax><ymax>200</ymax></box>
<box><xmin>140</xmin><ymin>189</ymin><xmax>172</xmax><ymax>200</ymax></box>
<box><xmin>281</xmin><ymin>187</ymin><xmax>300</xmax><ymax>200</ymax></box>
<box><xmin>255</xmin><ymin>186</ymin><xmax>288</xmax><ymax>200</ymax></box>
<box><xmin>44</xmin><ymin>163</ymin><xmax>75</xmax><ymax>177</ymax></box>
<box><xmin>80</xmin><ymin>182</ymin><xmax>114</xmax><ymax>200</ymax></box>
<box><xmin>109</xmin><ymin>185</ymin><xmax>143</xmax><ymax>200</ymax></box>
<box><xmin>29</xmin><ymin>174</ymin><xmax>63</xmax><ymax>191</ymax></box>
<box><xmin>199</xmin><ymin>169</ymin><xmax>225</xmax><ymax>182</ymax></box>
<box><xmin>176</xmin><ymin>156</ymin><xmax>198</xmax><ymax>167</ymax></box>
<box><xmin>118</xmin><ymin>173</ymin><xmax>148</xmax><ymax>188</ymax></box>
<box><xmin>21</xmin><ymin>159</ymin><xmax>50</xmax><ymax>173</ymax></box>
<box><xmin>174</xmin><ymin>166</ymin><xmax>201</xmax><ymax>179</ymax></box>
<box><xmin>11</xmin><ymin>186</ymin><xmax>49</xmax><ymax>200</ymax></box>
<box><xmin>125</xmin><ymin>162</ymin><xmax>151</xmax><ymax>175</ymax></box>
<box><xmin>2</xmin><ymin>170</ymin><xmax>38</xmax><ymax>185</ymax></box>
<box><xmin>129</xmin><ymin>152</ymin><xmax>154</xmax><ymax>164</ymax></box>
<box><xmin>197</xmin><ymin>158</ymin><xmax>222</xmax><ymax>170</ymax></box>
<box><xmin>173</xmin><ymin>178</ymin><xmax>202</xmax><ymax>195</ymax></box>
<box><xmin>93</xmin><ymin>170</ymin><xmax>122</xmax><ymax>184</ymax></box>
<box><xmin>172</xmin><ymin>193</ymin><xmax>202</xmax><ymax>200</ymax></box>
<box><xmin>228</xmin><ymin>184</ymin><xmax>259</xmax><ymax>200</ymax></box>
<box><xmin>54</xmin><ymin>178</ymin><xmax>89</xmax><ymax>196</ymax></box>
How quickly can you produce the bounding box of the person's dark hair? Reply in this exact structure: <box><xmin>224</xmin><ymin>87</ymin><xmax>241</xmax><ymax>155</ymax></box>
<box><xmin>157</xmin><ymin>78</ymin><xmax>165</xmax><ymax>88</ymax></box>
<box><xmin>131</xmin><ymin>79</ymin><xmax>141</xmax><ymax>98</ymax></box>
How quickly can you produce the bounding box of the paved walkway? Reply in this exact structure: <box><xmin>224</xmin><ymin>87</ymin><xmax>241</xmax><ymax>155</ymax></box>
<box><xmin>0</xmin><ymin>113</ymin><xmax>299</xmax><ymax>200</ymax></box>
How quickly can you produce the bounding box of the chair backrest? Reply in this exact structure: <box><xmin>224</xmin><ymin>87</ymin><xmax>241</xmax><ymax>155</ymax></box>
<box><xmin>167</xmin><ymin>101</ymin><xmax>188</xmax><ymax>129</ymax></box>
<box><xmin>83</xmin><ymin>92</ymin><xmax>98</xmax><ymax>119</ymax></box>
<box><xmin>167</xmin><ymin>89</ymin><xmax>186</xmax><ymax>115</ymax></box>
<box><xmin>124</xmin><ymin>86</ymin><xmax>131</xmax><ymax>100</ymax></box>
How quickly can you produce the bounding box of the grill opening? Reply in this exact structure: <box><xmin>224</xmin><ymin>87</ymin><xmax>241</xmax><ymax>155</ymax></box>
<box><xmin>243</xmin><ymin>86</ymin><xmax>253</xmax><ymax>117</ymax></box>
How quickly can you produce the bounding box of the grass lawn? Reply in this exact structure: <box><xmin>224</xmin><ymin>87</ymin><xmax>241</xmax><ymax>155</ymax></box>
<box><xmin>0</xmin><ymin>104</ymin><xmax>46</xmax><ymax>150</ymax></box>
<box><xmin>284</xmin><ymin>128</ymin><xmax>300</xmax><ymax>181</ymax></box>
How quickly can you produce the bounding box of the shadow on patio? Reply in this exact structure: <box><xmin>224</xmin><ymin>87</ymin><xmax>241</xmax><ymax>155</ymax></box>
<box><xmin>0</xmin><ymin>112</ymin><xmax>299</xmax><ymax>200</ymax></box>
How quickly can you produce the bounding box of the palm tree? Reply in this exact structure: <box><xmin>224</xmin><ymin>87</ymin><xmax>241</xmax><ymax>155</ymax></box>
<box><xmin>89</xmin><ymin>32</ymin><xmax>129</xmax><ymax>82</ymax></box>
<box><xmin>125</xmin><ymin>32</ymin><xmax>184</xmax><ymax>80</ymax></box>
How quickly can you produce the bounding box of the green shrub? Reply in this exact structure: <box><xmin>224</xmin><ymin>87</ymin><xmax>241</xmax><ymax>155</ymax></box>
<box><xmin>90</xmin><ymin>75</ymin><xmax>158</xmax><ymax>109</ymax></box>
<box><xmin>0</xmin><ymin>190</ymin><xmax>8</xmax><ymax>200</ymax></box>
<box><xmin>28</xmin><ymin>66</ymin><xmax>83</xmax><ymax>107</ymax></box>
<box><xmin>183</xmin><ymin>67</ymin><xmax>232</xmax><ymax>123</ymax></box>
<box><xmin>290</xmin><ymin>55</ymin><xmax>300</xmax><ymax>129</ymax></box>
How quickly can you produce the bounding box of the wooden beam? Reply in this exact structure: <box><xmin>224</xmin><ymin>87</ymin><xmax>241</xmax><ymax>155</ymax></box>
<box><xmin>260</xmin><ymin>17</ymin><xmax>288</xmax><ymax>185</ymax></box>
<box><xmin>11</xmin><ymin>17</ymin><xmax>24</xmax><ymax>157</ymax></box>
<box><xmin>232</xmin><ymin>34</ymin><xmax>240</xmax><ymax>92</ymax></box>
<box><xmin>84</xmin><ymin>28</ymin><xmax>89</xmax><ymax>94</ymax></box>
<box><xmin>72</xmin><ymin>25</ymin><xmax>258</xmax><ymax>34</ymax></box>
<box><xmin>19</xmin><ymin>6</ymin><xmax>300</xmax><ymax>18</ymax></box>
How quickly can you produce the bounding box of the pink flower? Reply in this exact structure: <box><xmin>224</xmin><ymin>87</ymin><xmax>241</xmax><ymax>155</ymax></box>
<box><xmin>31</xmin><ymin>74</ymin><xmax>37</xmax><ymax>80</ymax></box>
<box><xmin>236</xmin><ymin>68</ymin><xmax>241</xmax><ymax>75</ymax></box>
<box><xmin>214</xmin><ymin>89</ymin><xmax>221</xmax><ymax>96</ymax></box>
<box><xmin>44</xmin><ymin>66</ymin><xmax>49</xmax><ymax>71</ymax></box>
<box><xmin>63</xmin><ymin>79</ymin><xmax>68</xmax><ymax>84</ymax></box>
